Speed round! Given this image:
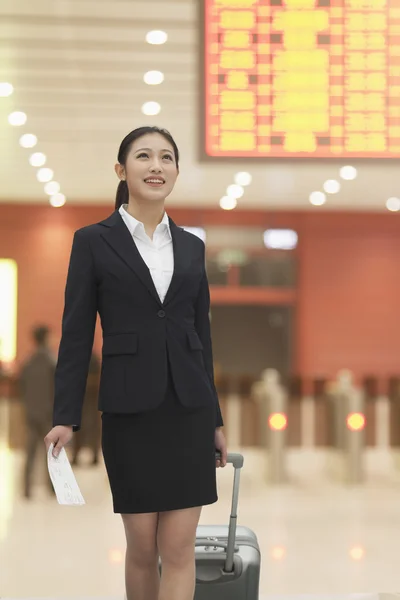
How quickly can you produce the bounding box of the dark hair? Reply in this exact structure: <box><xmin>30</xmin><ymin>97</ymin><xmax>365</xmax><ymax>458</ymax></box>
<box><xmin>115</xmin><ymin>126</ymin><xmax>180</xmax><ymax>210</ymax></box>
<box><xmin>32</xmin><ymin>325</ymin><xmax>49</xmax><ymax>346</ymax></box>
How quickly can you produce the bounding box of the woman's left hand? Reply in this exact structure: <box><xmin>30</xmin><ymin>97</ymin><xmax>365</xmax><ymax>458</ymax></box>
<box><xmin>215</xmin><ymin>427</ymin><xmax>227</xmax><ymax>468</ymax></box>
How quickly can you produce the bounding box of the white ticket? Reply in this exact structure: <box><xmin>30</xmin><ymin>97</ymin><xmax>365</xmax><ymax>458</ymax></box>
<box><xmin>47</xmin><ymin>443</ymin><xmax>85</xmax><ymax>506</ymax></box>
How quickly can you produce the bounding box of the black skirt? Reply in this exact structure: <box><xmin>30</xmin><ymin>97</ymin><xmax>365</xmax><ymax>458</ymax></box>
<box><xmin>101</xmin><ymin>365</ymin><xmax>218</xmax><ymax>514</ymax></box>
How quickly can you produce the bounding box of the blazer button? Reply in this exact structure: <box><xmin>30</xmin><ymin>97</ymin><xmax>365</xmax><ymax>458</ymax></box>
<box><xmin>157</xmin><ymin>310</ymin><xmax>166</xmax><ymax>318</ymax></box>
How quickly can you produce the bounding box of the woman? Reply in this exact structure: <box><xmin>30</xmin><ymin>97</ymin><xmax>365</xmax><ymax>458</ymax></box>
<box><xmin>44</xmin><ymin>125</ymin><xmax>228</xmax><ymax>600</ymax></box>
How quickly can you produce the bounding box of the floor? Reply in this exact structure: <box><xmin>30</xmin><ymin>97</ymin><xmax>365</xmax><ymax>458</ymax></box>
<box><xmin>2</xmin><ymin>446</ymin><xmax>400</xmax><ymax>599</ymax></box>
<box><xmin>2</xmin><ymin>596</ymin><xmax>399</xmax><ymax>600</ymax></box>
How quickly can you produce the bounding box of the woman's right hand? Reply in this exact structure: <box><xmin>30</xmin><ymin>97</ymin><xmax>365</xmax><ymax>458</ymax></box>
<box><xmin>44</xmin><ymin>425</ymin><xmax>74</xmax><ymax>458</ymax></box>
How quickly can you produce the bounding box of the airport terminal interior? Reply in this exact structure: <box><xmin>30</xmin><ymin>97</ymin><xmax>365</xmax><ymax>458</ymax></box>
<box><xmin>1</xmin><ymin>0</ymin><xmax>400</xmax><ymax>599</ymax></box>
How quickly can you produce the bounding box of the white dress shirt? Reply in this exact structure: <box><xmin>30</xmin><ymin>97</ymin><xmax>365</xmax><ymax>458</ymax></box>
<box><xmin>119</xmin><ymin>204</ymin><xmax>174</xmax><ymax>303</ymax></box>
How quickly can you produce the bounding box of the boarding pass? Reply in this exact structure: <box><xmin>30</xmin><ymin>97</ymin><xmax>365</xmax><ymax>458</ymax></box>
<box><xmin>47</xmin><ymin>443</ymin><xmax>85</xmax><ymax>506</ymax></box>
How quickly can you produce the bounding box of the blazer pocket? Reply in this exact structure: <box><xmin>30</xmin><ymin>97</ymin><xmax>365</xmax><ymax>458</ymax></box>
<box><xmin>102</xmin><ymin>333</ymin><xmax>138</xmax><ymax>356</ymax></box>
<box><xmin>187</xmin><ymin>330</ymin><xmax>203</xmax><ymax>351</ymax></box>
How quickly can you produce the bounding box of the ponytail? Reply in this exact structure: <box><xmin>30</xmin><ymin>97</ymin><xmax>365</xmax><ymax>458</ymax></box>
<box><xmin>115</xmin><ymin>180</ymin><xmax>129</xmax><ymax>210</ymax></box>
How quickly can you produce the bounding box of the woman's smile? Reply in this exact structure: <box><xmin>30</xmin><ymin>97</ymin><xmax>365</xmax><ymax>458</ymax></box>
<box><xmin>144</xmin><ymin>177</ymin><xmax>165</xmax><ymax>187</ymax></box>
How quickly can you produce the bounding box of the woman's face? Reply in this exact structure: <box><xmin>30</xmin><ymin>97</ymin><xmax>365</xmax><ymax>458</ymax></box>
<box><xmin>116</xmin><ymin>133</ymin><xmax>178</xmax><ymax>204</ymax></box>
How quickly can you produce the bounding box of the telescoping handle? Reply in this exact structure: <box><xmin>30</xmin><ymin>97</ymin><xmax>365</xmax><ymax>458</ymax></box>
<box><xmin>215</xmin><ymin>452</ymin><xmax>244</xmax><ymax>573</ymax></box>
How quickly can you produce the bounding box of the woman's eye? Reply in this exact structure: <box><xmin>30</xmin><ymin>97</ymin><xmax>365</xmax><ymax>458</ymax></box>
<box><xmin>137</xmin><ymin>153</ymin><xmax>148</xmax><ymax>158</ymax></box>
<box><xmin>163</xmin><ymin>155</ymin><xmax>173</xmax><ymax>161</ymax></box>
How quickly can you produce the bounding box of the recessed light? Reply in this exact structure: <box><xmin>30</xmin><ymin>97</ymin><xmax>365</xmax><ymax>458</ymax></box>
<box><xmin>143</xmin><ymin>71</ymin><xmax>164</xmax><ymax>85</ymax></box>
<box><xmin>50</xmin><ymin>193</ymin><xmax>66</xmax><ymax>208</ymax></box>
<box><xmin>8</xmin><ymin>111</ymin><xmax>27</xmax><ymax>126</ymax></box>
<box><xmin>0</xmin><ymin>82</ymin><xmax>14</xmax><ymax>97</ymax></box>
<box><xmin>264</xmin><ymin>229</ymin><xmax>298</xmax><ymax>250</ymax></box>
<box><xmin>234</xmin><ymin>171</ymin><xmax>252</xmax><ymax>186</ymax></box>
<box><xmin>141</xmin><ymin>101</ymin><xmax>161</xmax><ymax>116</ymax></box>
<box><xmin>44</xmin><ymin>181</ymin><xmax>61</xmax><ymax>195</ymax></box>
<box><xmin>226</xmin><ymin>184</ymin><xmax>244</xmax><ymax>199</ymax></box>
<box><xmin>309</xmin><ymin>191</ymin><xmax>326</xmax><ymax>206</ymax></box>
<box><xmin>386</xmin><ymin>197</ymin><xmax>400</xmax><ymax>212</ymax></box>
<box><xmin>323</xmin><ymin>179</ymin><xmax>341</xmax><ymax>194</ymax></box>
<box><xmin>340</xmin><ymin>165</ymin><xmax>357</xmax><ymax>181</ymax></box>
<box><xmin>19</xmin><ymin>134</ymin><xmax>37</xmax><ymax>148</ymax></box>
<box><xmin>146</xmin><ymin>30</ymin><xmax>168</xmax><ymax>45</ymax></box>
<box><xmin>29</xmin><ymin>152</ymin><xmax>46</xmax><ymax>167</ymax></box>
<box><xmin>220</xmin><ymin>196</ymin><xmax>237</xmax><ymax>210</ymax></box>
<box><xmin>37</xmin><ymin>168</ymin><xmax>54</xmax><ymax>183</ymax></box>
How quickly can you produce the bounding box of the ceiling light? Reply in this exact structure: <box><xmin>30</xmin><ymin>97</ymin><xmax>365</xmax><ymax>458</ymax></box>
<box><xmin>0</xmin><ymin>82</ymin><xmax>14</xmax><ymax>97</ymax></box>
<box><xmin>220</xmin><ymin>196</ymin><xmax>237</xmax><ymax>210</ymax></box>
<box><xmin>8</xmin><ymin>111</ymin><xmax>27</xmax><ymax>126</ymax></box>
<box><xmin>340</xmin><ymin>165</ymin><xmax>357</xmax><ymax>181</ymax></box>
<box><xmin>37</xmin><ymin>168</ymin><xmax>54</xmax><ymax>183</ymax></box>
<box><xmin>143</xmin><ymin>71</ymin><xmax>164</xmax><ymax>85</ymax></box>
<box><xmin>141</xmin><ymin>101</ymin><xmax>161</xmax><ymax>116</ymax></box>
<box><xmin>386</xmin><ymin>197</ymin><xmax>400</xmax><ymax>212</ymax></box>
<box><xmin>264</xmin><ymin>229</ymin><xmax>298</xmax><ymax>250</ymax></box>
<box><xmin>50</xmin><ymin>193</ymin><xmax>66</xmax><ymax>208</ymax></box>
<box><xmin>44</xmin><ymin>181</ymin><xmax>61</xmax><ymax>195</ymax></box>
<box><xmin>226</xmin><ymin>184</ymin><xmax>244</xmax><ymax>199</ymax></box>
<box><xmin>146</xmin><ymin>30</ymin><xmax>168</xmax><ymax>45</ymax></box>
<box><xmin>234</xmin><ymin>171</ymin><xmax>252</xmax><ymax>186</ymax></box>
<box><xmin>309</xmin><ymin>191</ymin><xmax>326</xmax><ymax>206</ymax></box>
<box><xmin>29</xmin><ymin>152</ymin><xmax>46</xmax><ymax>167</ymax></box>
<box><xmin>19</xmin><ymin>133</ymin><xmax>37</xmax><ymax>148</ymax></box>
<box><xmin>323</xmin><ymin>179</ymin><xmax>341</xmax><ymax>194</ymax></box>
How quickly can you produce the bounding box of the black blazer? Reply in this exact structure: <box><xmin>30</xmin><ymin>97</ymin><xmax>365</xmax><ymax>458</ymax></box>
<box><xmin>53</xmin><ymin>210</ymin><xmax>224</xmax><ymax>431</ymax></box>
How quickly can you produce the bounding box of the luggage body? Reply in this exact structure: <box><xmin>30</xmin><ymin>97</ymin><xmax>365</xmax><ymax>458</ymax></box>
<box><xmin>194</xmin><ymin>453</ymin><xmax>261</xmax><ymax>600</ymax></box>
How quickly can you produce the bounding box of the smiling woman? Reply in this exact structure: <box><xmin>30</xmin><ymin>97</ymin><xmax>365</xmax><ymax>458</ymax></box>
<box><xmin>43</xmin><ymin>124</ymin><xmax>227</xmax><ymax>600</ymax></box>
<box><xmin>114</xmin><ymin>126</ymin><xmax>180</xmax><ymax>211</ymax></box>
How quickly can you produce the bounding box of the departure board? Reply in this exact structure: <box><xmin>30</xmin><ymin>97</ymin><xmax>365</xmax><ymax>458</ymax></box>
<box><xmin>203</xmin><ymin>0</ymin><xmax>400</xmax><ymax>158</ymax></box>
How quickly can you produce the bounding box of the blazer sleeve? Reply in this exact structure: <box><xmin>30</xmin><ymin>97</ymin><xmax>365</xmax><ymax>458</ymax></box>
<box><xmin>194</xmin><ymin>243</ymin><xmax>224</xmax><ymax>428</ymax></box>
<box><xmin>53</xmin><ymin>229</ymin><xmax>97</xmax><ymax>431</ymax></box>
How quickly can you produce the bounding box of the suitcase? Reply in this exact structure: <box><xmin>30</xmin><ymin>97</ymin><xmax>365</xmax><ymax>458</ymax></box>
<box><xmin>194</xmin><ymin>452</ymin><xmax>261</xmax><ymax>599</ymax></box>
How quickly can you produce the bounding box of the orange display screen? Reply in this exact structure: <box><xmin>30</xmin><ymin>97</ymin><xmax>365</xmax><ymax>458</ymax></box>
<box><xmin>203</xmin><ymin>0</ymin><xmax>400</xmax><ymax>158</ymax></box>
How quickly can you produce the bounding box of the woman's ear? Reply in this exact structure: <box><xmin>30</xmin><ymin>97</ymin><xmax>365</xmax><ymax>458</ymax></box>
<box><xmin>114</xmin><ymin>163</ymin><xmax>125</xmax><ymax>181</ymax></box>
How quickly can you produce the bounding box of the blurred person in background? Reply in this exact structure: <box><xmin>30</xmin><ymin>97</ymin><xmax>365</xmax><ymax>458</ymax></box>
<box><xmin>71</xmin><ymin>351</ymin><xmax>101</xmax><ymax>466</ymax></box>
<box><xmin>44</xmin><ymin>125</ymin><xmax>227</xmax><ymax>600</ymax></box>
<box><xmin>20</xmin><ymin>325</ymin><xmax>55</xmax><ymax>499</ymax></box>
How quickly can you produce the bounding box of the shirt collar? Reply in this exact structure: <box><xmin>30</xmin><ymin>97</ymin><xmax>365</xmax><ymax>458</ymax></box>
<box><xmin>119</xmin><ymin>204</ymin><xmax>171</xmax><ymax>238</ymax></box>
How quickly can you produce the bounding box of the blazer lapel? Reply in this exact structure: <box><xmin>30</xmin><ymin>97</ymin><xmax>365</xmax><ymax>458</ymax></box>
<box><xmin>163</xmin><ymin>218</ymin><xmax>193</xmax><ymax>306</ymax></box>
<box><xmin>99</xmin><ymin>211</ymin><xmax>162</xmax><ymax>306</ymax></box>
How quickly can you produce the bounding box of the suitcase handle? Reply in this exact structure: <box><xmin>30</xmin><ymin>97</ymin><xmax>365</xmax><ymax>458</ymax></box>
<box><xmin>195</xmin><ymin>539</ymin><xmax>239</xmax><ymax>552</ymax></box>
<box><xmin>215</xmin><ymin>451</ymin><xmax>244</xmax><ymax>573</ymax></box>
<box><xmin>216</xmin><ymin>451</ymin><xmax>244</xmax><ymax>469</ymax></box>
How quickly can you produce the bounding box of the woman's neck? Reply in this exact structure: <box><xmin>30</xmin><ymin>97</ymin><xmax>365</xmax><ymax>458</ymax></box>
<box><xmin>126</xmin><ymin>199</ymin><xmax>165</xmax><ymax>239</ymax></box>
